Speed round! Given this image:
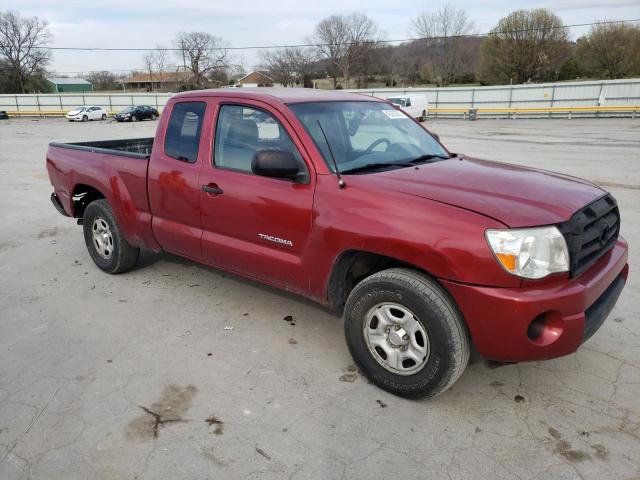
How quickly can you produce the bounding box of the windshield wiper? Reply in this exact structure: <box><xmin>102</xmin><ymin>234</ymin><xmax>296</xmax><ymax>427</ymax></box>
<box><xmin>341</xmin><ymin>161</ymin><xmax>415</xmax><ymax>174</ymax></box>
<box><xmin>406</xmin><ymin>153</ymin><xmax>450</xmax><ymax>164</ymax></box>
<box><xmin>341</xmin><ymin>154</ymin><xmax>451</xmax><ymax>175</ymax></box>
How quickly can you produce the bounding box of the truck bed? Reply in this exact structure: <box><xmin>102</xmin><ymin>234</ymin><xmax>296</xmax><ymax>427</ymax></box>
<box><xmin>48</xmin><ymin>137</ymin><xmax>153</xmax><ymax>159</ymax></box>
<box><xmin>46</xmin><ymin>137</ymin><xmax>156</xmax><ymax>250</ymax></box>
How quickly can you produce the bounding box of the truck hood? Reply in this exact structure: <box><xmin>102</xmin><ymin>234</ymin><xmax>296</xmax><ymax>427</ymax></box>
<box><xmin>358</xmin><ymin>156</ymin><xmax>605</xmax><ymax>227</ymax></box>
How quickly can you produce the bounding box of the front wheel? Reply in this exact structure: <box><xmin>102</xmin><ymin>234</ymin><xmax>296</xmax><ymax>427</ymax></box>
<box><xmin>343</xmin><ymin>268</ymin><xmax>469</xmax><ymax>399</ymax></box>
<box><xmin>131</xmin><ymin>115</ymin><xmax>137</xmax><ymax>122</ymax></box>
<box><xmin>82</xmin><ymin>115</ymin><xmax>88</xmax><ymax>122</ymax></box>
<box><xmin>82</xmin><ymin>199</ymin><xmax>139</xmax><ymax>274</ymax></box>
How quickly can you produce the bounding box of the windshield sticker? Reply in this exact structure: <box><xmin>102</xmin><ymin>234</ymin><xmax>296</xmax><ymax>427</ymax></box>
<box><xmin>382</xmin><ymin>109</ymin><xmax>405</xmax><ymax>119</ymax></box>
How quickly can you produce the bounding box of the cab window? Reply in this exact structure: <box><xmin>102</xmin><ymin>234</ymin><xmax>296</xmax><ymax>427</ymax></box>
<box><xmin>213</xmin><ymin>104</ymin><xmax>305</xmax><ymax>175</ymax></box>
<box><xmin>164</xmin><ymin>101</ymin><xmax>206</xmax><ymax>163</ymax></box>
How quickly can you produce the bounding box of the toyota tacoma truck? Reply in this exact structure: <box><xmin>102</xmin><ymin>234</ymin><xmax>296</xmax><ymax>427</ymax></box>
<box><xmin>46</xmin><ymin>89</ymin><xmax>628</xmax><ymax>399</ymax></box>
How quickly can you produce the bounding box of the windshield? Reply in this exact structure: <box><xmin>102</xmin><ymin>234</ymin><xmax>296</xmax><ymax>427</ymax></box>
<box><xmin>121</xmin><ymin>107</ymin><xmax>135</xmax><ymax>113</ymax></box>
<box><xmin>290</xmin><ymin>101</ymin><xmax>448</xmax><ymax>174</ymax></box>
<box><xmin>387</xmin><ymin>98</ymin><xmax>406</xmax><ymax>107</ymax></box>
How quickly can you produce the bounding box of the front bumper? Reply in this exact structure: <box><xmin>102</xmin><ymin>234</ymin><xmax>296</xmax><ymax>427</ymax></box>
<box><xmin>441</xmin><ymin>238</ymin><xmax>628</xmax><ymax>362</ymax></box>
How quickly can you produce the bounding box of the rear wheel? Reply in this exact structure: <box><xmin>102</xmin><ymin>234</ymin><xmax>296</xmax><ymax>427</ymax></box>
<box><xmin>101</xmin><ymin>113</ymin><xmax>107</xmax><ymax>120</ymax></box>
<box><xmin>82</xmin><ymin>199</ymin><xmax>139</xmax><ymax>274</ymax></box>
<box><xmin>151</xmin><ymin>113</ymin><xmax>157</xmax><ymax>120</ymax></box>
<box><xmin>343</xmin><ymin>268</ymin><xmax>469</xmax><ymax>399</ymax></box>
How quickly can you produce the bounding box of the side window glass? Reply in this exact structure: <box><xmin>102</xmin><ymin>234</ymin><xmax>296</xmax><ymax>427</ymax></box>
<box><xmin>164</xmin><ymin>101</ymin><xmax>206</xmax><ymax>163</ymax></box>
<box><xmin>214</xmin><ymin>104</ymin><xmax>305</xmax><ymax>175</ymax></box>
<box><xmin>405</xmin><ymin>98</ymin><xmax>411</xmax><ymax>107</ymax></box>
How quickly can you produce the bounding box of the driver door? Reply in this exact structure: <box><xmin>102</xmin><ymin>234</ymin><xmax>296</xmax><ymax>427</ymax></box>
<box><xmin>198</xmin><ymin>100</ymin><xmax>315</xmax><ymax>292</ymax></box>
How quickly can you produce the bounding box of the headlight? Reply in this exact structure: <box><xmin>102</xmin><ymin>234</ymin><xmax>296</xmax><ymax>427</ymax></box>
<box><xmin>486</xmin><ymin>226</ymin><xmax>569</xmax><ymax>279</ymax></box>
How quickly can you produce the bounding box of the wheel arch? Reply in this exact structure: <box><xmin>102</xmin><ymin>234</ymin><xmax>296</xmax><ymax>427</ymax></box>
<box><xmin>71</xmin><ymin>183</ymin><xmax>106</xmax><ymax>218</ymax></box>
<box><xmin>326</xmin><ymin>249</ymin><xmax>438</xmax><ymax>308</ymax></box>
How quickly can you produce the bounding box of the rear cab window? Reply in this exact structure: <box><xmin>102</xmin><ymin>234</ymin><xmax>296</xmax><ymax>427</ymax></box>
<box><xmin>164</xmin><ymin>101</ymin><xmax>206</xmax><ymax>163</ymax></box>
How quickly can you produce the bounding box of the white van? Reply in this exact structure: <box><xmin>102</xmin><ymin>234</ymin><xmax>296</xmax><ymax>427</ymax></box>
<box><xmin>386</xmin><ymin>94</ymin><xmax>429</xmax><ymax>122</ymax></box>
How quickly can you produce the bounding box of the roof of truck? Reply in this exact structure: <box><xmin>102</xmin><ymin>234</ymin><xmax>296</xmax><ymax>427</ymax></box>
<box><xmin>172</xmin><ymin>87</ymin><xmax>385</xmax><ymax>104</ymax></box>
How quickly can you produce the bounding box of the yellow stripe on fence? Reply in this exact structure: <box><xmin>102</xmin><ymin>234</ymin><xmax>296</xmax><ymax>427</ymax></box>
<box><xmin>429</xmin><ymin>105</ymin><xmax>639</xmax><ymax>114</ymax></box>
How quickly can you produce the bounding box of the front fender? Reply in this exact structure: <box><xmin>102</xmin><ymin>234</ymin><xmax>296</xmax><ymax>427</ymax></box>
<box><xmin>307</xmin><ymin>175</ymin><xmax>520</xmax><ymax>302</ymax></box>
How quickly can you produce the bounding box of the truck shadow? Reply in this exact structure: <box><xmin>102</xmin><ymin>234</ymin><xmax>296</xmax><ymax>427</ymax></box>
<box><xmin>135</xmin><ymin>248</ymin><xmax>341</xmax><ymax>317</ymax></box>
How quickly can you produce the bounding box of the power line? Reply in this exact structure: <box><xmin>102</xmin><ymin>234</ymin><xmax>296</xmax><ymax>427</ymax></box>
<box><xmin>9</xmin><ymin>18</ymin><xmax>640</xmax><ymax>52</ymax></box>
<box><xmin>52</xmin><ymin>63</ymin><xmax>262</xmax><ymax>75</ymax></box>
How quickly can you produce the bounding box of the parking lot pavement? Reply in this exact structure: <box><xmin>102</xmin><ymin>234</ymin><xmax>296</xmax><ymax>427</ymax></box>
<box><xmin>0</xmin><ymin>117</ymin><xmax>638</xmax><ymax>479</ymax></box>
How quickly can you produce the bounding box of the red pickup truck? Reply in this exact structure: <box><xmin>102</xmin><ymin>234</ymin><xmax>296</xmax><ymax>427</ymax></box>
<box><xmin>46</xmin><ymin>89</ymin><xmax>628</xmax><ymax>398</ymax></box>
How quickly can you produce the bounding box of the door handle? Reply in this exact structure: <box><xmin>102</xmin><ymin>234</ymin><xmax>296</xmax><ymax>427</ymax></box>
<box><xmin>202</xmin><ymin>184</ymin><xmax>224</xmax><ymax>195</ymax></box>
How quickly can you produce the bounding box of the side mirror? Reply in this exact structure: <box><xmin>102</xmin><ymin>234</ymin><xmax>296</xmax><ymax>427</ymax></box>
<box><xmin>252</xmin><ymin>149</ymin><xmax>300</xmax><ymax>181</ymax></box>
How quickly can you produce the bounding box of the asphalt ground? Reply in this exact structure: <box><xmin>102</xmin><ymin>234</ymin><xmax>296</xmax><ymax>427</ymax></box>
<box><xmin>0</xmin><ymin>116</ymin><xmax>638</xmax><ymax>479</ymax></box>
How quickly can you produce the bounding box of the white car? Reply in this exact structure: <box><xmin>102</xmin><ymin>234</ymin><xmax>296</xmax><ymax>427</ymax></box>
<box><xmin>386</xmin><ymin>94</ymin><xmax>429</xmax><ymax>122</ymax></box>
<box><xmin>66</xmin><ymin>106</ymin><xmax>108</xmax><ymax>122</ymax></box>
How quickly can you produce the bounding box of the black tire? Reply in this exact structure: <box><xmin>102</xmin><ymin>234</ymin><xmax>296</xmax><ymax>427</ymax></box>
<box><xmin>101</xmin><ymin>113</ymin><xmax>107</xmax><ymax>120</ymax></box>
<box><xmin>343</xmin><ymin>268</ymin><xmax>469</xmax><ymax>399</ymax></box>
<box><xmin>82</xmin><ymin>115</ymin><xmax>88</xmax><ymax>122</ymax></box>
<box><xmin>82</xmin><ymin>199</ymin><xmax>139</xmax><ymax>274</ymax></box>
<box><xmin>131</xmin><ymin>115</ymin><xmax>137</xmax><ymax>122</ymax></box>
<box><xmin>420</xmin><ymin>110</ymin><xmax>427</xmax><ymax>122</ymax></box>
<box><xmin>151</xmin><ymin>113</ymin><xmax>157</xmax><ymax>120</ymax></box>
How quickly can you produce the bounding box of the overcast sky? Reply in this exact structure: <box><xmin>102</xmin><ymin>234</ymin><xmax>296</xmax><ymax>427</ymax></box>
<box><xmin>5</xmin><ymin>0</ymin><xmax>640</xmax><ymax>76</ymax></box>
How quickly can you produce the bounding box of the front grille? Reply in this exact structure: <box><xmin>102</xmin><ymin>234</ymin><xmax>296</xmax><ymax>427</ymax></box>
<box><xmin>558</xmin><ymin>194</ymin><xmax>620</xmax><ymax>278</ymax></box>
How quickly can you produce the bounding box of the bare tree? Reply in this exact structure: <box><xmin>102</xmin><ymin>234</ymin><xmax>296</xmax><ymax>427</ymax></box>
<box><xmin>477</xmin><ymin>8</ymin><xmax>571</xmax><ymax>84</ymax></box>
<box><xmin>0</xmin><ymin>10</ymin><xmax>52</xmax><ymax>93</ymax></box>
<box><xmin>142</xmin><ymin>46</ymin><xmax>171</xmax><ymax>92</ymax></box>
<box><xmin>84</xmin><ymin>71</ymin><xmax>118</xmax><ymax>91</ymax></box>
<box><xmin>142</xmin><ymin>51</ymin><xmax>155</xmax><ymax>91</ymax></box>
<box><xmin>411</xmin><ymin>6</ymin><xmax>475</xmax><ymax>87</ymax></box>
<box><xmin>313</xmin><ymin>13</ymin><xmax>380</xmax><ymax>88</ymax></box>
<box><xmin>261</xmin><ymin>47</ymin><xmax>316</xmax><ymax>87</ymax></box>
<box><xmin>575</xmin><ymin>21</ymin><xmax>640</xmax><ymax>79</ymax></box>
<box><xmin>174</xmin><ymin>32</ymin><xmax>229</xmax><ymax>88</ymax></box>
<box><xmin>154</xmin><ymin>46</ymin><xmax>169</xmax><ymax>91</ymax></box>
<box><xmin>312</xmin><ymin>15</ymin><xmax>349</xmax><ymax>88</ymax></box>
<box><xmin>347</xmin><ymin>14</ymin><xmax>382</xmax><ymax>88</ymax></box>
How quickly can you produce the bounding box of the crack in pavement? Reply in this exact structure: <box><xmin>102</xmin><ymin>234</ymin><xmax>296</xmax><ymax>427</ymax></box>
<box><xmin>138</xmin><ymin>405</ymin><xmax>187</xmax><ymax>439</ymax></box>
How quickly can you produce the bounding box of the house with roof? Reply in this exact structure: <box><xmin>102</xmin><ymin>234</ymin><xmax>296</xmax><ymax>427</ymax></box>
<box><xmin>122</xmin><ymin>71</ymin><xmax>195</xmax><ymax>92</ymax></box>
<box><xmin>237</xmin><ymin>71</ymin><xmax>278</xmax><ymax>87</ymax></box>
<box><xmin>47</xmin><ymin>77</ymin><xmax>93</xmax><ymax>93</ymax></box>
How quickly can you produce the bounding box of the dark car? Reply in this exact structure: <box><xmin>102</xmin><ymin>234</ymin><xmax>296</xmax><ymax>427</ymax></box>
<box><xmin>0</xmin><ymin>111</ymin><xmax>8</xmax><ymax>120</ymax></box>
<box><xmin>114</xmin><ymin>105</ymin><xmax>159</xmax><ymax>122</ymax></box>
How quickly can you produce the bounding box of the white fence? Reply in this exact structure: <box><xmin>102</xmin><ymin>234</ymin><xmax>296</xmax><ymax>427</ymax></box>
<box><xmin>347</xmin><ymin>78</ymin><xmax>640</xmax><ymax>110</ymax></box>
<box><xmin>1</xmin><ymin>78</ymin><xmax>639</xmax><ymax>118</ymax></box>
<box><xmin>0</xmin><ymin>92</ymin><xmax>173</xmax><ymax>113</ymax></box>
